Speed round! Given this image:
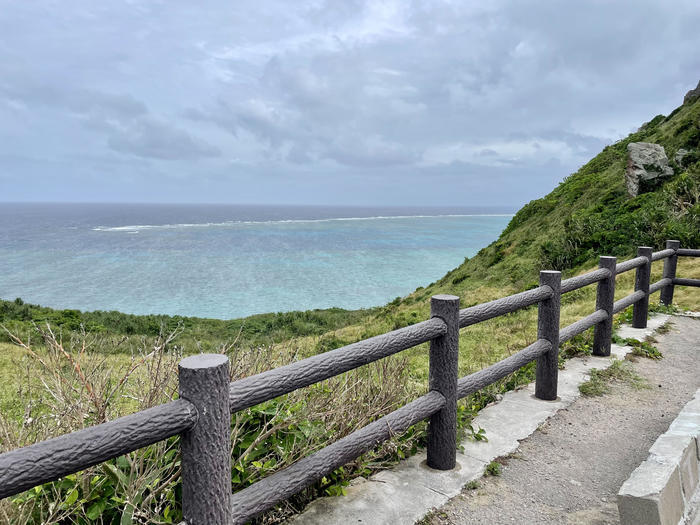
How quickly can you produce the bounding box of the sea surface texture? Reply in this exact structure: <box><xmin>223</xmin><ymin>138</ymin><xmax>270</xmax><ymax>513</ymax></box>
<box><xmin>0</xmin><ymin>203</ymin><xmax>512</xmax><ymax>319</ymax></box>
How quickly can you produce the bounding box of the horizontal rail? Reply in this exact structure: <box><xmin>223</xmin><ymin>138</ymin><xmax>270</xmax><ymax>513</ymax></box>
<box><xmin>0</xmin><ymin>400</ymin><xmax>197</xmax><ymax>499</ymax></box>
<box><xmin>649</xmin><ymin>277</ymin><xmax>672</xmax><ymax>295</ymax></box>
<box><xmin>674</xmin><ymin>277</ymin><xmax>700</xmax><ymax>288</ymax></box>
<box><xmin>459</xmin><ymin>286</ymin><xmax>553</xmax><ymax>328</ymax></box>
<box><xmin>612</xmin><ymin>290</ymin><xmax>646</xmax><ymax>315</ymax></box>
<box><xmin>229</xmin><ymin>317</ymin><xmax>447</xmax><ymax>413</ymax></box>
<box><xmin>457</xmin><ymin>339</ymin><xmax>551</xmax><ymax>399</ymax></box>
<box><xmin>561</xmin><ymin>268</ymin><xmax>611</xmax><ymax>294</ymax></box>
<box><xmin>651</xmin><ymin>248</ymin><xmax>675</xmax><ymax>261</ymax></box>
<box><xmin>229</xmin><ymin>390</ymin><xmax>446</xmax><ymax>524</ymax></box>
<box><xmin>651</xmin><ymin>248</ymin><xmax>676</xmax><ymax>262</ymax></box>
<box><xmin>615</xmin><ymin>256</ymin><xmax>648</xmax><ymax>275</ymax></box>
<box><xmin>559</xmin><ymin>309</ymin><xmax>608</xmax><ymax>344</ymax></box>
<box><xmin>677</xmin><ymin>248</ymin><xmax>700</xmax><ymax>257</ymax></box>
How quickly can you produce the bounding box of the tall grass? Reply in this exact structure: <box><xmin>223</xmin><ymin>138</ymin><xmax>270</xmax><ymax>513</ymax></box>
<box><xmin>0</xmin><ymin>322</ymin><xmax>421</xmax><ymax>524</ymax></box>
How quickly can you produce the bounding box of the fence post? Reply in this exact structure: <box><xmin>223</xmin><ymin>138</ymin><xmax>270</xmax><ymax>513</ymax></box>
<box><xmin>593</xmin><ymin>256</ymin><xmax>617</xmax><ymax>356</ymax></box>
<box><xmin>660</xmin><ymin>240</ymin><xmax>680</xmax><ymax>306</ymax></box>
<box><xmin>535</xmin><ymin>271</ymin><xmax>561</xmax><ymax>401</ymax></box>
<box><xmin>179</xmin><ymin>354</ymin><xmax>232</xmax><ymax>525</ymax></box>
<box><xmin>427</xmin><ymin>294</ymin><xmax>460</xmax><ymax>470</ymax></box>
<box><xmin>632</xmin><ymin>246</ymin><xmax>653</xmax><ymax>328</ymax></box>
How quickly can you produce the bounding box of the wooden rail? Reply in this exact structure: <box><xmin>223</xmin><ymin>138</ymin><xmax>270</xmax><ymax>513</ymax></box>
<box><xmin>0</xmin><ymin>240</ymin><xmax>697</xmax><ymax>524</ymax></box>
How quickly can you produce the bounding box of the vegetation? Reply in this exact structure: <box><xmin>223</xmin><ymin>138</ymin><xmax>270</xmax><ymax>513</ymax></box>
<box><xmin>578</xmin><ymin>360</ymin><xmax>647</xmax><ymax>397</ymax></box>
<box><xmin>0</xmin><ymin>298</ymin><xmax>376</xmax><ymax>351</ymax></box>
<box><xmin>624</xmin><ymin>338</ymin><xmax>664</xmax><ymax>360</ymax></box>
<box><xmin>1</xmin><ymin>94</ymin><xmax>700</xmax><ymax>522</ymax></box>
<box><xmin>484</xmin><ymin>461</ymin><xmax>502</xmax><ymax>477</ymax></box>
<box><xmin>0</xmin><ymin>326</ymin><xmax>421</xmax><ymax>523</ymax></box>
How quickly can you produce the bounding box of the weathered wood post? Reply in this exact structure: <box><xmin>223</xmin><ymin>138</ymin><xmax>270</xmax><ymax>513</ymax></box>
<box><xmin>427</xmin><ymin>294</ymin><xmax>460</xmax><ymax>470</ymax></box>
<box><xmin>593</xmin><ymin>256</ymin><xmax>616</xmax><ymax>356</ymax></box>
<box><xmin>632</xmin><ymin>246</ymin><xmax>653</xmax><ymax>328</ymax></box>
<box><xmin>535</xmin><ymin>271</ymin><xmax>561</xmax><ymax>401</ymax></box>
<box><xmin>660</xmin><ymin>240</ymin><xmax>680</xmax><ymax>306</ymax></box>
<box><xmin>179</xmin><ymin>354</ymin><xmax>232</xmax><ymax>525</ymax></box>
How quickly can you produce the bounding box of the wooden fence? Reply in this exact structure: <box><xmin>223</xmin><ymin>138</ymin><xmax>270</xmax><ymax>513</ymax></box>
<box><xmin>0</xmin><ymin>240</ymin><xmax>698</xmax><ymax>524</ymax></box>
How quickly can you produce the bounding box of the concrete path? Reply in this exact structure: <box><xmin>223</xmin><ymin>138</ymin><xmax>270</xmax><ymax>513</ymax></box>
<box><xmin>291</xmin><ymin>314</ymin><xmax>700</xmax><ymax>525</ymax></box>
<box><xmin>422</xmin><ymin>315</ymin><xmax>700</xmax><ymax>525</ymax></box>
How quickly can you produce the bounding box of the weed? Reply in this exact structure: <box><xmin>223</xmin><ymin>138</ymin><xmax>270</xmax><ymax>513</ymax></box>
<box><xmin>632</xmin><ymin>339</ymin><xmax>663</xmax><ymax>359</ymax></box>
<box><xmin>415</xmin><ymin>509</ymin><xmax>449</xmax><ymax>525</ymax></box>
<box><xmin>655</xmin><ymin>321</ymin><xmax>674</xmax><ymax>334</ymax></box>
<box><xmin>559</xmin><ymin>332</ymin><xmax>593</xmax><ymax>365</ymax></box>
<box><xmin>614</xmin><ymin>303</ymin><xmax>679</xmax><ymax>328</ymax></box>
<box><xmin>467</xmin><ymin>425</ymin><xmax>488</xmax><ymax>442</ymax></box>
<box><xmin>579</xmin><ymin>360</ymin><xmax>647</xmax><ymax>396</ymax></box>
<box><xmin>465</xmin><ymin>480</ymin><xmax>480</xmax><ymax>490</ymax></box>
<box><xmin>615</xmin><ymin>337</ymin><xmax>664</xmax><ymax>359</ymax></box>
<box><xmin>485</xmin><ymin>461</ymin><xmax>501</xmax><ymax>476</ymax></box>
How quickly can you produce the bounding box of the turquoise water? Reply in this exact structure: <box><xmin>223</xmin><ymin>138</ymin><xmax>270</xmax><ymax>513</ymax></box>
<box><xmin>0</xmin><ymin>204</ymin><xmax>512</xmax><ymax>319</ymax></box>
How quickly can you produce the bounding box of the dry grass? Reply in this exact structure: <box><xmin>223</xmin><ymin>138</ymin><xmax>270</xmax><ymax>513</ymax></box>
<box><xmin>0</xmin><ymin>323</ymin><xmax>416</xmax><ymax>524</ymax></box>
<box><xmin>0</xmin><ymin>326</ymin><xmax>184</xmax><ymax>524</ymax></box>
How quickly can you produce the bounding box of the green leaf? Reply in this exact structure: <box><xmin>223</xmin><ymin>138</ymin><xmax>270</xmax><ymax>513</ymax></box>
<box><xmin>120</xmin><ymin>503</ymin><xmax>134</xmax><ymax>525</ymax></box>
<box><xmin>63</xmin><ymin>488</ymin><xmax>79</xmax><ymax>507</ymax></box>
<box><xmin>101</xmin><ymin>463</ymin><xmax>128</xmax><ymax>488</ymax></box>
<box><xmin>86</xmin><ymin>499</ymin><xmax>108</xmax><ymax>520</ymax></box>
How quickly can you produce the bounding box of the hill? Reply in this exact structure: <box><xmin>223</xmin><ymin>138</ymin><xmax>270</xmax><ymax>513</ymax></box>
<box><xmin>429</xmin><ymin>85</ymin><xmax>700</xmax><ymax>294</ymax></box>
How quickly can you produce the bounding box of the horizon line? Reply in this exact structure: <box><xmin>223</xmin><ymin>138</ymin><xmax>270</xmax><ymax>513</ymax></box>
<box><xmin>0</xmin><ymin>200</ymin><xmax>518</xmax><ymax>210</ymax></box>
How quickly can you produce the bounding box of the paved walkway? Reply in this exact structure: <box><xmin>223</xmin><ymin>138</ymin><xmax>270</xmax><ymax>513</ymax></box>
<box><xmin>422</xmin><ymin>315</ymin><xmax>700</xmax><ymax>525</ymax></box>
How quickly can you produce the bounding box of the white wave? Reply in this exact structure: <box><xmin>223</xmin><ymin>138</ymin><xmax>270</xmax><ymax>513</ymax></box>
<box><xmin>92</xmin><ymin>213</ymin><xmax>514</xmax><ymax>232</ymax></box>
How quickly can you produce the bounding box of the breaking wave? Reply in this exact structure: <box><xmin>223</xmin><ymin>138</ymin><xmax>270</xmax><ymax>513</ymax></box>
<box><xmin>92</xmin><ymin>214</ymin><xmax>513</xmax><ymax>232</ymax></box>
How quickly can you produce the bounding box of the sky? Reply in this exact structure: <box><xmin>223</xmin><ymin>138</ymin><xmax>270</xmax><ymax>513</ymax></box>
<box><xmin>0</xmin><ymin>1</ymin><xmax>699</xmax><ymax>208</ymax></box>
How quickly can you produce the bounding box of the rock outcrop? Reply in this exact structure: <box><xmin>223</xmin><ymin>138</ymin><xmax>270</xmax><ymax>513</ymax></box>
<box><xmin>625</xmin><ymin>142</ymin><xmax>674</xmax><ymax>197</ymax></box>
<box><xmin>683</xmin><ymin>80</ymin><xmax>700</xmax><ymax>104</ymax></box>
<box><xmin>674</xmin><ymin>148</ymin><xmax>689</xmax><ymax>167</ymax></box>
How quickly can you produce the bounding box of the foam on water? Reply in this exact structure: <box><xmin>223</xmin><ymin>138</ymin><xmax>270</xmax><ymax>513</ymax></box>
<box><xmin>92</xmin><ymin>214</ymin><xmax>513</xmax><ymax>232</ymax></box>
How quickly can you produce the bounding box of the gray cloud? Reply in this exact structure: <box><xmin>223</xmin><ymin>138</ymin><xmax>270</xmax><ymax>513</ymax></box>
<box><xmin>0</xmin><ymin>81</ymin><xmax>147</xmax><ymax>119</ymax></box>
<box><xmin>0</xmin><ymin>0</ymin><xmax>699</xmax><ymax>204</ymax></box>
<box><xmin>107</xmin><ymin>118</ymin><xmax>221</xmax><ymax>160</ymax></box>
<box><xmin>0</xmin><ymin>79</ymin><xmax>218</xmax><ymax>161</ymax></box>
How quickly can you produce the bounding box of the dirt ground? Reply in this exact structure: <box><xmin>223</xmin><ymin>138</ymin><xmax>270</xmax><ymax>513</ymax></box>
<box><xmin>421</xmin><ymin>315</ymin><xmax>700</xmax><ymax>525</ymax></box>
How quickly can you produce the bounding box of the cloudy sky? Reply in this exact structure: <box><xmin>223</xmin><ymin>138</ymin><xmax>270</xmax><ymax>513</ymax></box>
<box><xmin>1</xmin><ymin>1</ymin><xmax>699</xmax><ymax>207</ymax></box>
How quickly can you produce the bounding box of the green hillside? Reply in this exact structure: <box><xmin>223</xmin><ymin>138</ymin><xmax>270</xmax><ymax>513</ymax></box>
<box><xmin>431</xmin><ymin>94</ymin><xmax>700</xmax><ymax>295</ymax></box>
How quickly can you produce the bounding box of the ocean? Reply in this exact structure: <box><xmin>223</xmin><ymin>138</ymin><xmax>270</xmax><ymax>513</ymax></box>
<box><xmin>0</xmin><ymin>203</ymin><xmax>513</xmax><ymax>319</ymax></box>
